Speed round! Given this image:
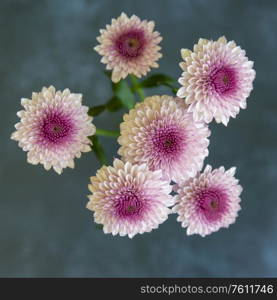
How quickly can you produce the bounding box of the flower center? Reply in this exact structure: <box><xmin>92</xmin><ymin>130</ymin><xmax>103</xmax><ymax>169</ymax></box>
<box><xmin>211</xmin><ymin>66</ymin><xmax>237</xmax><ymax>95</ymax></box>
<box><xmin>152</xmin><ymin>125</ymin><xmax>185</xmax><ymax>157</ymax></box>
<box><xmin>40</xmin><ymin>112</ymin><xmax>73</xmax><ymax>144</ymax></box>
<box><xmin>115</xmin><ymin>189</ymin><xmax>143</xmax><ymax>219</ymax></box>
<box><xmin>127</xmin><ymin>38</ymin><xmax>139</xmax><ymax>48</ymax></box>
<box><xmin>196</xmin><ymin>188</ymin><xmax>228</xmax><ymax>222</ymax></box>
<box><xmin>115</xmin><ymin>29</ymin><xmax>145</xmax><ymax>58</ymax></box>
<box><xmin>210</xmin><ymin>199</ymin><xmax>218</xmax><ymax>210</ymax></box>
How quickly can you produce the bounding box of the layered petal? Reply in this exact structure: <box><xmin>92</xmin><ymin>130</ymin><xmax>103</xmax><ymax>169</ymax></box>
<box><xmin>173</xmin><ymin>165</ymin><xmax>242</xmax><ymax>236</ymax></box>
<box><xmin>118</xmin><ymin>95</ymin><xmax>210</xmax><ymax>183</ymax></box>
<box><xmin>11</xmin><ymin>86</ymin><xmax>95</xmax><ymax>174</ymax></box>
<box><xmin>177</xmin><ymin>36</ymin><xmax>255</xmax><ymax>125</ymax></box>
<box><xmin>87</xmin><ymin>159</ymin><xmax>173</xmax><ymax>238</ymax></box>
<box><xmin>94</xmin><ymin>13</ymin><xmax>162</xmax><ymax>82</ymax></box>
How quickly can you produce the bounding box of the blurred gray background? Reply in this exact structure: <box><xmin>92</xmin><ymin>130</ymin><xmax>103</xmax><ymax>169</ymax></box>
<box><xmin>1</xmin><ymin>0</ymin><xmax>276</xmax><ymax>277</ymax></box>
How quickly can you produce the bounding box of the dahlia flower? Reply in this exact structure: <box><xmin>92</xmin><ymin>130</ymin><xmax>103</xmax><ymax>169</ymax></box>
<box><xmin>177</xmin><ymin>36</ymin><xmax>256</xmax><ymax>125</ymax></box>
<box><xmin>86</xmin><ymin>159</ymin><xmax>173</xmax><ymax>238</ymax></box>
<box><xmin>118</xmin><ymin>95</ymin><xmax>210</xmax><ymax>183</ymax></box>
<box><xmin>173</xmin><ymin>165</ymin><xmax>242</xmax><ymax>237</ymax></box>
<box><xmin>94</xmin><ymin>12</ymin><xmax>162</xmax><ymax>83</ymax></box>
<box><xmin>11</xmin><ymin>86</ymin><xmax>95</xmax><ymax>174</ymax></box>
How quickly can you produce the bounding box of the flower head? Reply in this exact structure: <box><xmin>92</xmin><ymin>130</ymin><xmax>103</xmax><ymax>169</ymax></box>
<box><xmin>94</xmin><ymin>12</ymin><xmax>162</xmax><ymax>83</ymax></box>
<box><xmin>118</xmin><ymin>95</ymin><xmax>210</xmax><ymax>183</ymax></box>
<box><xmin>177</xmin><ymin>36</ymin><xmax>256</xmax><ymax>125</ymax></box>
<box><xmin>87</xmin><ymin>159</ymin><xmax>173</xmax><ymax>238</ymax></box>
<box><xmin>173</xmin><ymin>165</ymin><xmax>242</xmax><ymax>237</ymax></box>
<box><xmin>11</xmin><ymin>86</ymin><xmax>95</xmax><ymax>174</ymax></box>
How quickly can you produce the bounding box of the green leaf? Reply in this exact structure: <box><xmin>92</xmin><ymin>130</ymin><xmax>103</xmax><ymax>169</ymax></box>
<box><xmin>88</xmin><ymin>105</ymin><xmax>106</xmax><ymax>117</ymax></box>
<box><xmin>103</xmin><ymin>71</ymin><xmax>135</xmax><ymax>109</ymax></box>
<box><xmin>140</xmin><ymin>74</ymin><xmax>175</xmax><ymax>88</ymax></box>
<box><xmin>95</xmin><ymin>224</ymin><xmax>104</xmax><ymax>230</ymax></box>
<box><xmin>106</xmin><ymin>96</ymin><xmax>123</xmax><ymax>112</ymax></box>
<box><xmin>171</xmin><ymin>87</ymin><xmax>178</xmax><ymax>95</ymax></box>
<box><xmin>89</xmin><ymin>135</ymin><xmax>108</xmax><ymax>165</ymax></box>
<box><xmin>112</xmin><ymin>80</ymin><xmax>135</xmax><ymax>109</ymax></box>
<box><xmin>87</xmin><ymin>97</ymin><xmax>123</xmax><ymax>117</ymax></box>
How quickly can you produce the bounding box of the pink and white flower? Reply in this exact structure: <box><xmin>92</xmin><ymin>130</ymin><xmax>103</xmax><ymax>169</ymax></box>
<box><xmin>118</xmin><ymin>95</ymin><xmax>210</xmax><ymax>183</ymax></box>
<box><xmin>173</xmin><ymin>165</ymin><xmax>242</xmax><ymax>237</ymax></box>
<box><xmin>94</xmin><ymin>12</ymin><xmax>162</xmax><ymax>83</ymax></box>
<box><xmin>86</xmin><ymin>159</ymin><xmax>173</xmax><ymax>238</ymax></box>
<box><xmin>177</xmin><ymin>36</ymin><xmax>256</xmax><ymax>125</ymax></box>
<box><xmin>11</xmin><ymin>86</ymin><xmax>95</xmax><ymax>174</ymax></box>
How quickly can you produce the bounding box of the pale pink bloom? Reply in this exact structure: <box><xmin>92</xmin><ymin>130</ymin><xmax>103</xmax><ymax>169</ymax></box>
<box><xmin>94</xmin><ymin>12</ymin><xmax>162</xmax><ymax>83</ymax></box>
<box><xmin>11</xmin><ymin>86</ymin><xmax>95</xmax><ymax>174</ymax></box>
<box><xmin>87</xmin><ymin>159</ymin><xmax>173</xmax><ymax>238</ymax></box>
<box><xmin>173</xmin><ymin>165</ymin><xmax>242</xmax><ymax>237</ymax></box>
<box><xmin>177</xmin><ymin>36</ymin><xmax>256</xmax><ymax>126</ymax></box>
<box><xmin>118</xmin><ymin>95</ymin><xmax>210</xmax><ymax>183</ymax></box>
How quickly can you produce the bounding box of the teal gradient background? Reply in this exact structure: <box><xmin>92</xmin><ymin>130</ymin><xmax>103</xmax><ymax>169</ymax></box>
<box><xmin>1</xmin><ymin>0</ymin><xmax>276</xmax><ymax>277</ymax></box>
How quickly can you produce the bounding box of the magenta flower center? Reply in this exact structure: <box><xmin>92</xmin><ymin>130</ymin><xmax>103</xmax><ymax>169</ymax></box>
<box><xmin>115</xmin><ymin>189</ymin><xmax>143</xmax><ymax>219</ymax></box>
<box><xmin>152</xmin><ymin>125</ymin><xmax>185</xmax><ymax>157</ymax></box>
<box><xmin>210</xmin><ymin>66</ymin><xmax>237</xmax><ymax>95</ymax></box>
<box><xmin>196</xmin><ymin>188</ymin><xmax>228</xmax><ymax>222</ymax></box>
<box><xmin>115</xmin><ymin>29</ymin><xmax>145</xmax><ymax>58</ymax></box>
<box><xmin>40</xmin><ymin>111</ymin><xmax>74</xmax><ymax>144</ymax></box>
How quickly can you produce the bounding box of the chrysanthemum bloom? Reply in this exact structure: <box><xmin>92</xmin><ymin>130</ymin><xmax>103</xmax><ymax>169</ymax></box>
<box><xmin>177</xmin><ymin>36</ymin><xmax>256</xmax><ymax>126</ymax></box>
<box><xmin>11</xmin><ymin>86</ymin><xmax>96</xmax><ymax>174</ymax></box>
<box><xmin>118</xmin><ymin>95</ymin><xmax>210</xmax><ymax>183</ymax></box>
<box><xmin>173</xmin><ymin>165</ymin><xmax>242</xmax><ymax>237</ymax></box>
<box><xmin>94</xmin><ymin>12</ymin><xmax>162</xmax><ymax>83</ymax></box>
<box><xmin>86</xmin><ymin>159</ymin><xmax>173</xmax><ymax>238</ymax></box>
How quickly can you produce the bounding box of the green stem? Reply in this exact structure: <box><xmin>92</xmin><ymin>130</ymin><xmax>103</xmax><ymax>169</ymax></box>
<box><xmin>96</xmin><ymin>128</ymin><xmax>120</xmax><ymax>138</ymax></box>
<box><xmin>129</xmin><ymin>75</ymin><xmax>145</xmax><ymax>101</ymax></box>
